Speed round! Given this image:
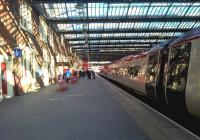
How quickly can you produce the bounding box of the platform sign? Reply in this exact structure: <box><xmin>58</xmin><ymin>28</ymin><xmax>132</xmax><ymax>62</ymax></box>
<box><xmin>14</xmin><ymin>48</ymin><xmax>22</xmax><ymax>57</ymax></box>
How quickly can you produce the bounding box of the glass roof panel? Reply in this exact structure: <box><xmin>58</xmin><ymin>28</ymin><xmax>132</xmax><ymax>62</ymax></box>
<box><xmin>178</xmin><ymin>22</ymin><xmax>196</xmax><ymax>29</ymax></box>
<box><xmin>43</xmin><ymin>2</ymin><xmax>200</xmax><ymax>56</ymax></box>
<box><xmin>185</xmin><ymin>6</ymin><xmax>200</xmax><ymax>16</ymax></box>
<box><xmin>45</xmin><ymin>3</ymin><xmax>68</xmax><ymax>18</ymax></box>
<box><xmin>78</xmin><ymin>41</ymin><xmax>85</xmax><ymax>44</ymax></box>
<box><xmin>67</xmin><ymin>31</ymin><xmax>181</xmax><ymax>40</ymax></box>
<box><xmin>64</xmin><ymin>34</ymin><xmax>76</xmax><ymax>39</ymax></box>
<box><xmin>127</xmin><ymin>4</ymin><xmax>149</xmax><ymax>16</ymax></box>
<box><xmin>166</xmin><ymin>3</ymin><xmax>191</xmax><ymax>16</ymax></box>
<box><xmin>120</xmin><ymin>40</ymin><xmax>129</xmax><ymax>43</ymax></box>
<box><xmin>88</xmin><ymin>3</ymin><xmax>108</xmax><ymax>17</ymax></box>
<box><xmin>89</xmin><ymin>23</ymin><xmax>104</xmax><ymax>30</ymax></box>
<box><xmin>73</xmin><ymin>24</ymin><xmax>84</xmax><ymax>31</ymax></box>
<box><xmin>67</xmin><ymin>3</ymin><xmax>78</xmax><ymax>17</ymax></box>
<box><xmin>147</xmin><ymin>4</ymin><xmax>169</xmax><ymax>16</ymax></box>
<box><xmin>76</xmin><ymin>34</ymin><xmax>84</xmax><ymax>38</ymax></box>
<box><xmin>193</xmin><ymin>22</ymin><xmax>200</xmax><ymax>28</ymax></box>
<box><xmin>89</xmin><ymin>34</ymin><xmax>102</xmax><ymax>37</ymax></box>
<box><xmin>101</xmin><ymin>33</ymin><xmax>114</xmax><ymax>37</ymax></box>
<box><xmin>163</xmin><ymin>22</ymin><xmax>180</xmax><ymax>29</ymax></box>
<box><xmin>45</xmin><ymin>2</ymin><xmax>200</xmax><ymax>19</ymax></box>
<box><xmin>57</xmin><ymin>24</ymin><xmax>73</xmax><ymax>30</ymax></box>
<box><xmin>148</xmin><ymin>22</ymin><xmax>165</xmax><ymax>29</ymax></box>
<box><xmin>89</xmin><ymin>40</ymin><xmax>99</xmax><ymax>43</ymax></box>
<box><xmin>193</xmin><ymin>3</ymin><xmax>200</xmax><ymax>6</ymax></box>
<box><xmin>173</xmin><ymin>32</ymin><xmax>183</xmax><ymax>36</ymax></box>
<box><xmin>110</xmin><ymin>40</ymin><xmax>118</xmax><ymax>43</ymax></box>
<box><xmin>119</xmin><ymin>23</ymin><xmax>134</xmax><ymax>29</ymax></box>
<box><xmin>69</xmin><ymin>41</ymin><xmax>79</xmax><ymax>44</ymax></box>
<box><xmin>69</xmin><ymin>39</ymin><xmax>169</xmax><ymax>44</ymax></box>
<box><xmin>66</xmin><ymin>3</ymin><xmax>87</xmax><ymax>18</ymax></box>
<box><xmin>104</xmin><ymin>23</ymin><xmax>119</xmax><ymax>30</ymax></box>
<box><xmin>71</xmin><ymin>46</ymin><xmax>81</xmax><ymax>48</ymax></box>
<box><xmin>44</xmin><ymin>4</ymin><xmax>51</xmax><ymax>17</ymax></box>
<box><xmin>76</xmin><ymin>48</ymin><xmax>86</xmax><ymax>51</ymax></box>
<box><xmin>108</xmin><ymin>3</ymin><xmax>129</xmax><ymax>17</ymax></box>
<box><xmin>99</xmin><ymin>40</ymin><xmax>110</xmax><ymax>43</ymax></box>
<box><xmin>113</xmin><ymin>33</ymin><xmax>126</xmax><ymax>37</ymax></box>
<box><xmin>134</xmin><ymin>22</ymin><xmax>150</xmax><ymax>29</ymax></box>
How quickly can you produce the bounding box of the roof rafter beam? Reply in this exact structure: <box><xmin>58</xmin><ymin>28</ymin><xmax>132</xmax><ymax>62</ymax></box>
<box><xmin>67</xmin><ymin>36</ymin><xmax>171</xmax><ymax>41</ymax></box>
<box><xmin>73</xmin><ymin>46</ymin><xmax>150</xmax><ymax>49</ymax></box>
<box><xmin>47</xmin><ymin>17</ymin><xmax>200</xmax><ymax>24</ymax></box>
<box><xmin>60</xmin><ymin>29</ymin><xmax>189</xmax><ymax>34</ymax></box>
<box><xmin>77</xmin><ymin>52</ymin><xmax>137</xmax><ymax>55</ymax></box>
<box><xmin>77</xmin><ymin>50</ymin><xmax>141</xmax><ymax>52</ymax></box>
<box><xmin>30</xmin><ymin>0</ymin><xmax>200</xmax><ymax>3</ymax></box>
<box><xmin>69</xmin><ymin>42</ymin><xmax>156</xmax><ymax>46</ymax></box>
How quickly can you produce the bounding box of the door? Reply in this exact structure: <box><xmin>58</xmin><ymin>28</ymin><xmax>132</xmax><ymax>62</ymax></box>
<box><xmin>166</xmin><ymin>43</ymin><xmax>191</xmax><ymax>109</ymax></box>
<box><xmin>1</xmin><ymin>62</ymin><xmax>7</xmax><ymax>95</ymax></box>
<box><xmin>145</xmin><ymin>52</ymin><xmax>159</xmax><ymax>99</ymax></box>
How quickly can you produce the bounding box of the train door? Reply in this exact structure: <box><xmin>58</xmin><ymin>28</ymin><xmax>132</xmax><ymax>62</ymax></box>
<box><xmin>166</xmin><ymin>43</ymin><xmax>191</xmax><ymax>109</ymax></box>
<box><xmin>145</xmin><ymin>52</ymin><xmax>159</xmax><ymax>100</ymax></box>
<box><xmin>157</xmin><ymin>48</ymin><xmax>169</xmax><ymax>104</ymax></box>
<box><xmin>1</xmin><ymin>62</ymin><xmax>7</xmax><ymax>95</ymax></box>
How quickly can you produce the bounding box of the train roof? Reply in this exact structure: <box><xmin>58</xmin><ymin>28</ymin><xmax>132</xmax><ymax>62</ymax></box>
<box><xmin>171</xmin><ymin>27</ymin><xmax>200</xmax><ymax>46</ymax></box>
<box><xmin>120</xmin><ymin>55</ymin><xmax>134</xmax><ymax>61</ymax></box>
<box><xmin>149</xmin><ymin>37</ymin><xmax>177</xmax><ymax>52</ymax></box>
<box><xmin>149</xmin><ymin>28</ymin><xmax>200</xmax><ymax>52</ymax></box>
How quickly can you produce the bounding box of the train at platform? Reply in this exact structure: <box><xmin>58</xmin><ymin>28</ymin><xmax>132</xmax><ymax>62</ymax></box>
<box><xmin>100</xmin><ymin>28</ymin><xmax>200</xmax><ymax>118</ymax></box>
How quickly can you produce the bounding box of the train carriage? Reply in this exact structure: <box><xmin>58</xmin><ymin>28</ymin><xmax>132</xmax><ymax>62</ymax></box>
<box><xmin>101</xmin><ymin>28</ymin><xmax>200</xmax><ymax>118</ymax></box>
<box><xmin>168</xmin><ymin>28</ymin><xmax>200</xmax><ymax>117</ymax></box>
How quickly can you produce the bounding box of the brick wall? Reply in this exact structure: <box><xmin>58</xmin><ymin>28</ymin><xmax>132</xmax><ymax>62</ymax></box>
<box><xmin>0</xmin><ymin>0</ymin><xmax>68</xmax><ymax>97</ymax></box>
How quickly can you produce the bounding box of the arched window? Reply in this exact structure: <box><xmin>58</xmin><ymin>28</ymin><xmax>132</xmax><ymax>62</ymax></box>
<box><xmin>19</xmin><ymin>0</ymin><xmax>32</xmax><ymax>33</ymax></box>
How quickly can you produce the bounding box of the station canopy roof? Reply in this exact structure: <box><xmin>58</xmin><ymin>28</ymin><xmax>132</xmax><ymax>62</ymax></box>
<box><xmin>31</xmin><ymin>0</ymin><xmax>200</xmax><ymax>61</ymax></box>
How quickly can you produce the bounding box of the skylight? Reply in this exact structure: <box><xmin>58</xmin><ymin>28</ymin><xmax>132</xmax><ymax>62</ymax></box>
<box><xmin>42</xmin><ymin>2</ymin><xmax>200</xmax><ymax>60</ymax></box>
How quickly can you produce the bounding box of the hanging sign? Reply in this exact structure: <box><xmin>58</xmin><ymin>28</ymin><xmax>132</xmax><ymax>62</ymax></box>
<box><xmin>14</xmin><ymin>48</ymin><xmax>22</xmax><ymax>57</ymax></box>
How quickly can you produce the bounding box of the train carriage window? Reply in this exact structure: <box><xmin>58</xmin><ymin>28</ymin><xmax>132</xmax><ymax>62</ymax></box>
<box><xmin>167</xmin><ymin>43</ymin><xmax>191</xmax><ymax>93</ymax></box>
<box><xmin>146</xmin><ymin>53</ymin><xmax>159</xmax><ymax>85</ymax></box>
<box><xmin>132</xmin><ymin>66</ymin><xmax>140</xmax><ymax>77</ymax></box>
<box><xmin>128</xmin><ymin>67</ymin><xmax>135</xmax><ymax>75</ymax></box>
<box><xmin>123</xmin><ymin>67</ymin><xmax>128</xmax><ymax>76</ymax></box>
<box><xmin>127</xmin><ymin>65</ymin><xmax>146</xmax><ymax>79</ymax></box>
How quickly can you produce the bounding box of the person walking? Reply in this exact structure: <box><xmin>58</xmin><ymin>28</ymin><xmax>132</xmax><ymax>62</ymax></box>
<box><xmin>91</xmin><ymin>70</ymin><xmax>95</xmax><ymax>79</ymax></box>
<box><xmin>65</xmin><ymin>69</ymin><xmax>71</xmax><ymax>83</ymax></box>
<box><xmin>86</xmin><ymin>69</ymin><xmax>91</xmax><ymax>80</ymax></box>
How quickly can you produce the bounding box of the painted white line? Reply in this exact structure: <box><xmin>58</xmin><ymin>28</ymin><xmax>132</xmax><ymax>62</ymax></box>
<box><xmin>67</xmin><ymin>94</ymin><xmax>85</xmax><ymax>97</ymax></box>
<box><xmin>98</xmin><ymin>75</ymin><xmax>200</xmax><ymax>140</ymax></box>
<box><xmin>49</xmin><ymin>98</ymin><xmax>68</xmax><ymax>101</ymax></box>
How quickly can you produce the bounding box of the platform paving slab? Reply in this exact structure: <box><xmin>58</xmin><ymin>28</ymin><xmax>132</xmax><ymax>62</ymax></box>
<box><xmin>0</xmin><ymin>76</ymin><xmax>198</xmax><ymax>140</ymax></box>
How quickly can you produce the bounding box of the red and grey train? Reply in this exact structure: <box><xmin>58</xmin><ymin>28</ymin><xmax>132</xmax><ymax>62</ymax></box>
<box><xmin>100</xmin><ymin>28</ymin><xmax>200</xmax><ymax>118</ymax></box>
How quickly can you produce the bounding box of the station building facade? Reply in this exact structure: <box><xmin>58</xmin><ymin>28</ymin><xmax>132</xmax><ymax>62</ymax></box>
<box><xmin>0</xmin><ymin>0</ymin><xmax>79</xmax><ymax>100</ymax></box>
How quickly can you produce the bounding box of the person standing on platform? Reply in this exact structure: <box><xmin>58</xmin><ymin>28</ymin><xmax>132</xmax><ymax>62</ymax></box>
<box><xmin>86</xmin><ymin>69</ymin><xmax>91</xmax><ymax>80</ymax></box>
<box><xmin>65</xmin><ymin>69</ymin><xmax>71</xmax><ymax>83</ymax></box>
<box><xmin>82</xmin><ymin>70</ymin><xmax>86</xmax><ymax>78</ymax></box>
<box><xmin>91</xmin><ymin>70</ymin><xmax>95</xmax><ymax>79</ymax></box>
<box><xmin>0</xmin><ymin>86</ymin><xmax>2</xmax><ymax>102</ymax></box>
<box><xmin>57</xmin><ymin>73</ymin><xmax>63</xmax><ymax>89</ymax></box>
<box><xmin>79</xmin><ymin>70</ymin><xmax>82</xmax><ymax>78</ymax></box>
<box><xmin>49</xmin><ymin>73</ymin><xmax>54</xmax><ymax>84</ymax></box>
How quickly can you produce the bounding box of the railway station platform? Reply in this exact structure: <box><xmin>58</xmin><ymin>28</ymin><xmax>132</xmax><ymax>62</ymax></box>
<box><xmin>0</xmin><ymin>75</ymin><xmax>198</xmax><ymax>140</ymax></box>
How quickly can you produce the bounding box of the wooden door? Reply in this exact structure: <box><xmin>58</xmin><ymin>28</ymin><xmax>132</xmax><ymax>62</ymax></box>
<box><xmin>1</xmin><ymin>62</ymin><xmax>7</xmax><ymax>95</ymax></box>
